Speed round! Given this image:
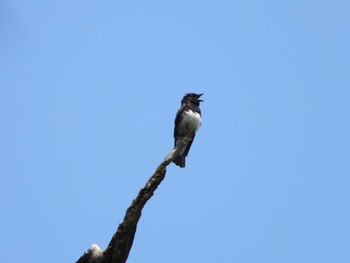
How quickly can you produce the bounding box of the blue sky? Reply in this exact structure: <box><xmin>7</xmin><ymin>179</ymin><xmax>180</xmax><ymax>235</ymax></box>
<box><xmin>1</xmin><ymin>1</ymin><xmax>349</xmax><ymax>262</ymax></box>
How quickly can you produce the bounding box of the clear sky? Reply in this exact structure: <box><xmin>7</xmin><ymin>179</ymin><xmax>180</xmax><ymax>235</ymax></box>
<box><xmin>1</xmin><ymin>1</ymin><xmax>349</xmax><ymax>262</ymax></box>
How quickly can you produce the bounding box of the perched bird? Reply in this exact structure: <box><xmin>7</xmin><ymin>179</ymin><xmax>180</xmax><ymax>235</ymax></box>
<box><xmin>173</xmin><ymin>93</ymin><xmax>203</xmax><ymax>168</ymax></box>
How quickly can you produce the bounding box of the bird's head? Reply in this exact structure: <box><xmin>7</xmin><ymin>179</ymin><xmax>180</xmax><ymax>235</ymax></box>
<box><xmin>181</xmin><ymin>93</ymin><xmax>203</xmax><ymax>106</ymax></box>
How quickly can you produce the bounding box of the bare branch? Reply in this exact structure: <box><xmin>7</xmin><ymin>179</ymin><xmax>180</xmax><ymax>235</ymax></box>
<box><xmin>76</xmin><ymin>135</ymin><xmax>192</xmax><ymax>263</ymax></box>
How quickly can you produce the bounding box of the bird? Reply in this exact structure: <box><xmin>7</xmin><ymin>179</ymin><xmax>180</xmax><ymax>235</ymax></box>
<box><xmin>173</xmin><ymin>93</ymin><xmax>203</xmax><ymax>168</ymax></box>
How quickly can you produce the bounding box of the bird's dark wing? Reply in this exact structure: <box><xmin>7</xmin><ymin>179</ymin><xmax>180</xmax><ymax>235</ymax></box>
<box><xmin>173</xmin><ymin>105</ymin><xmax>186</xmax><ymax>139</ymax></box>
<box><xmin>183</xmin><ymin>133</ymin><xmax>196</xmax><ymax>157</ymax></box>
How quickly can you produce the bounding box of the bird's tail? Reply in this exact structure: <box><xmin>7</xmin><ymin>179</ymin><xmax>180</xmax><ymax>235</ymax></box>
<box><xmin>173</xmin><ymin>155</ymin><xmax>185</xmax><ymax>168</ymax></box>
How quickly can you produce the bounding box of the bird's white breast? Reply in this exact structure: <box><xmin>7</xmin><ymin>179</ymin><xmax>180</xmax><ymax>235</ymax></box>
<box><xmin>181</xmin><ymin>110</ymin><xmax>202</xmax><ymax>133</ymax></box>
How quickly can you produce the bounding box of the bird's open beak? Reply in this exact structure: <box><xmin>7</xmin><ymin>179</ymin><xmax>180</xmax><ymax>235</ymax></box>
<box><xmin>198</xmin><ymin>93</ymin><xmax>204</xmax><ymax>102</ymax></box>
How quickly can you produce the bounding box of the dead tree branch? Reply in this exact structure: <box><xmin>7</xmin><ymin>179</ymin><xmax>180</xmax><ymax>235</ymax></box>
<box><xmin>76</xmin><ymin>135</ymin><xmax>192</xmax><ymax>263</ymax></box>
